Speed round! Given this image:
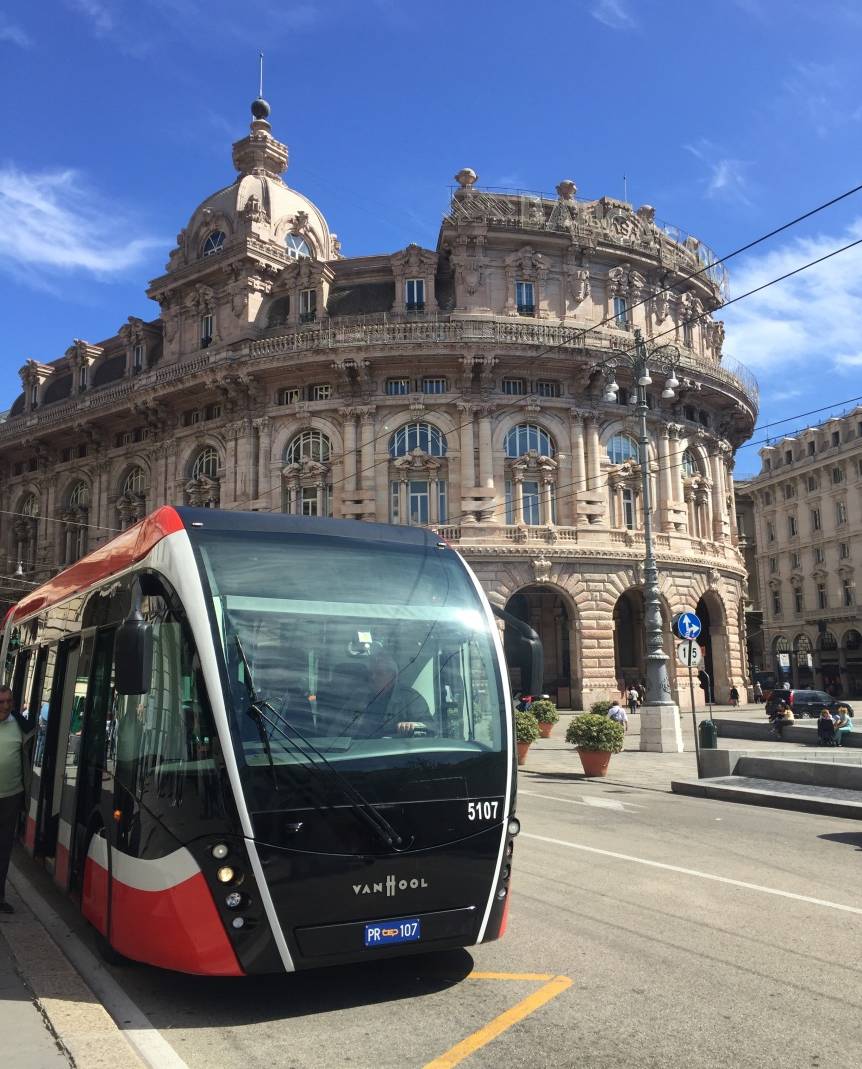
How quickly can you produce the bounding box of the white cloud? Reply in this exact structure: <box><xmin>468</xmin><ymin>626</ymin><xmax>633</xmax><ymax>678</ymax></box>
<box><xmin>685</xmin><ymin>140</ymin><xmax>751</xmax><ymax>204</ymax></box>
<box><xmin>590</xmin><ymin>0</ymin><xmax>635</xmax><ymax>30</ymax></box>
<box><xmin>0</xmin><ymin>15</ymin><xmax>31</xmax><ymax>47</ymax></box>
<box><xmin>65</xmin><ymin>0</ymin><xmax>114</xmax><ymax>35</ymax></box>
<box><xmin>721</xmin><ymin>218</ymin><xmax>862</xmax><ymax>383</ymax></box>
<box><xmin>0</xmin><ymin>166</ymin><xmax>164</xmax><ymax>279</ymax></box>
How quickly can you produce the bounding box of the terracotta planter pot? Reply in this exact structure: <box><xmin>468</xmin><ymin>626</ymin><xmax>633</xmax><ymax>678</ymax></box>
<box><xmin>516</xmin><ymin>741</ymin><xmax>532</xmax><ymax>766</ymax></box>
<box><xmin>577</xmin><ymin>748</ymin><xmax>612</xmax><ymax>777</ymax></box>
<box><xmin>537</xmin><ymin>721</ymin><xmax>554</xmax><ymax>739</ymax></box>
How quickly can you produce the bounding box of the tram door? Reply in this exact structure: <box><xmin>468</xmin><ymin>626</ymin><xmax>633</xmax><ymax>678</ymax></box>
<box><xmin>33</xmin><ymin>638</ymin><xmax>79</xmax><ymax>859</ymax></box>
<box><xmin>54</xmin><ymin>634</ymin><xmax>94</xmax><ymax>889</ymax></box>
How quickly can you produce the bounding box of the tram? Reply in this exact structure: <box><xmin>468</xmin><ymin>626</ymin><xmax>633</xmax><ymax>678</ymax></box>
<box><xmin>1</xmin><ymin>507</ymin><xmax>540</xmax><ymax>974</ymax></box>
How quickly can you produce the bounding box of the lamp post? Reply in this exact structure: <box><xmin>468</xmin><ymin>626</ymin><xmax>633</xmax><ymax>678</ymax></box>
<box><xmin>597</xmin><ymin>328</ymin><xmax>683</xmax><ymax>752</ymax></box>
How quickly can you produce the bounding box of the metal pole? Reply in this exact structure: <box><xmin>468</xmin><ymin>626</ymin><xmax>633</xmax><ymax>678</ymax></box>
<box><xmin>635</xmin><ymin>335</ymin><xmax>673</xmax><ymax>709</ymax></box>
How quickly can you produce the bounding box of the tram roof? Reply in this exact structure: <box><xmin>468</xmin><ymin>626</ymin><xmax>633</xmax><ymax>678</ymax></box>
<box><xmin>4</xmin><ymin>506</ymin><xmax>448</xmax><ymax>627</ymax></box>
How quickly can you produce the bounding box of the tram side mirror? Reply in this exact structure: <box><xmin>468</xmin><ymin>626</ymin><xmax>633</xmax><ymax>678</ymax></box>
<box><xmin>492</xmin><ymin>605</ymin><xmax>544</xmax><ymax>697</ymax></box>
<box><xmin>114</xmin><ymin>614</ymin><xmax>153</xmax><ymax>695</ymax></box>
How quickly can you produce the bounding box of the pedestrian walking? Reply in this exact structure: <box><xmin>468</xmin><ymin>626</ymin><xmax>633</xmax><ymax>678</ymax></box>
<box><xmin>637</xmin><ymin>681</ymin><xmax>646</xmax><ymax>705</ymax></box>
<box><xmin>608</xmin><ymin>700</ymin><xmax>628</xmax><ymax>733</ymax></box>
<box><xmin>626</xmin><ymin>685</ymin><xmax>640</xmax><ymax>718</ymax></box>
<box><xmin>729</xmin><ymin>686</ymin><xmax>740</xmax><ymax>708</ymax></box>
<box><xmin>753</xmin><ymin>681</ymin><xmax>763</xmax><ymax>703</ymax></box>
<box><xmin>0</xmin><ymin>686</ymin><xmax>33</xmax><ymax>914</ymax></box>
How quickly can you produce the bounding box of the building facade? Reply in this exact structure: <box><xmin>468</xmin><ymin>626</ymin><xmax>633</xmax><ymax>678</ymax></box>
<box><xmin>733</xmin><ymin>478</ymin><xmax>765</xmax><ymax>685</ymax></box>
<box><xmin>737</xmin><ymin>409</ymin><xmax>862</xmax><ymax>697</ymax></box>
<box><xmin>0</xmin><ymin>99</ymin><xmax>758</xmax><ymax>708</ymax></box>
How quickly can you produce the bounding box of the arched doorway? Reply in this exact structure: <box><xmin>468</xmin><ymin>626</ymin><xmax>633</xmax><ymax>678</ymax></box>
<box><xmin>843</xmin><ymin>630</ymin><xmax>862</xmax><ymax>697</ymax></box>
<box><xmin>816</xmin><ymin>630</ymin><xmax>840</xmax><ymax>694</ymax></box>
<box><xmin>696</xmin><ymin>592</ymin><xmax>730</xmax><ymax>703</ymax></box>
<box><xmin>793</xmin><ymin>634</ymin><xmax>814</xmax><ymax>688</ymax></box>
<box><xmin>504</xmin><ymin>586</ymin><xmax>576</xmax><ymax>707</ymax></box>
<box><xmin>613</xmin><ymin>589</ymin><xmax>676</xmax><ymax>699</ymax></box>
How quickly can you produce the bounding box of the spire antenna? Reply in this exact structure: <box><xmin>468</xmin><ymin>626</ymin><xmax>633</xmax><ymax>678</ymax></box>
<box><xmin>258</xmin><ymin>50</ymin><xmax>264</xmax><ymax>99</ymax></box>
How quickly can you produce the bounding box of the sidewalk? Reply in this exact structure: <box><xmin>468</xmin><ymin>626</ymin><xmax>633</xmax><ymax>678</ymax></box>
<box><xmin>519</xmin><ymin>703</ymin><xmax>819</xmax><ymax>792</ymax></box>
<box><xmin>0</xmin><ymin>904</ymin><xmax>70</xmax><ymax>1068</ymax></box>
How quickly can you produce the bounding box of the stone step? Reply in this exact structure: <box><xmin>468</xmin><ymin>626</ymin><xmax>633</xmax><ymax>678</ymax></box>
<box><xmin>671</xmin><ymin>774</ymin><xmax>862</xmax><ymax>819</ymax></box>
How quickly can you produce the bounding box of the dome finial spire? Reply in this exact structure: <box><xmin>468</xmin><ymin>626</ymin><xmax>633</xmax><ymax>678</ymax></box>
<box><xmin>251</xmin><ymin>50</ymin><xmax>271</xmax><ymax>121</ymax></box>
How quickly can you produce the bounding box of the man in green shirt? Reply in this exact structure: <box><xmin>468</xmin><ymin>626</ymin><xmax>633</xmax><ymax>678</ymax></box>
<box><xmin>0</xmin><ymin>685</ymin><xmax>26</xmax><ymax>914</ymax></box>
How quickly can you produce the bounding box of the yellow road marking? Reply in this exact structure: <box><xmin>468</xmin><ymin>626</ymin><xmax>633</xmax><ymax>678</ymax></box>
<box><xmin>422</xmin><ymin>974</ymin><xmax>572</xmax><ymax>1069</ymax></box>
<box><xmin>467</xmin><ymin>971</ymin><xmax>553</xmax><ymax>982</ymax></box>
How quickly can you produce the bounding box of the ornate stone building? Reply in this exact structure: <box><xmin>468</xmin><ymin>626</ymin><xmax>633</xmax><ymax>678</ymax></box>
<box><xmin>0</xmin><ymin>98</ymin><xmax>758</xmax><ymax>708</ymax></box>
<box><xmin>735</xmin><ymin>408</ymin><xmax>862</xmax><ymax>697</ymax></box>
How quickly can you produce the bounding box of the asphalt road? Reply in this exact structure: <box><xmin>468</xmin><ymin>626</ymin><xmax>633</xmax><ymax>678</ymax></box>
<box><xmin>20</xmin><ymin>772</ymin><xmax>862</xmax><ymax>1069</ymax></box>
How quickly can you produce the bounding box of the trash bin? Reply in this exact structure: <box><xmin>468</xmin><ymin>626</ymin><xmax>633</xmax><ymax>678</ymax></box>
<box><xmin>698</xmin><ymin>718</ymin><xmax>718</xmax><ymax>749</ymax></box>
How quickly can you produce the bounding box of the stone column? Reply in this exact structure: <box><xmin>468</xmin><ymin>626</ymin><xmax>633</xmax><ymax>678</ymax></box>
<box><xmin>340</xmin><ymin>408</ymin><xmax>357</xmax><ymax>492</ymax></box>
<box><xmin>359</xmin><ymin>407</ymin><xmax>376</xmax><ymax>489</ymax></box>
<box><xmin>541</xmin><ymin>479</ymin><xmax>554</xmax><ymax>525</ymax></box>
<box><xmin>671</xmin><ymin>428</ymin><xmax>686</xmax><ymax>523</ymax></box>
<box><xmin>429</xmin><ymin>478</ymin><xmax>439</xmax><ymax>525</ymax></box>
<box><xmin>570</xmin><ymin>411</ymin><xmax>587</xmax><ymax>526</ymax></box>
<box><xmin>585</xmin><ymin>416</ymin><xmax>602</xmax><ymax>491</ymax></box>
<box><xmin>255</xmin><ymin>417</ymin><xmax>274</xmax><ymax>505</ymax></box>
<box><xmin>398</xmin><ymin>479</ymin><xmax>408</xmax><ymax>524</ymax></box>
<box><xmin>658</xmin><ymin>426</ymin><xmax>672</xmax><ymax>531</ymax></box>
<box><xmin>709</xmin><ymin>449</ymin><xmax>725</xmax><ymax>539</ymax></box>
<box><xmin>457</xmin><ymin>403</ymin><xmax>476</xmax><ymax>489</ymax></box>
<box><xmin>477</xmin><ymin>406</ymin><xmax>494</xmax><ymax>489</ymax></box>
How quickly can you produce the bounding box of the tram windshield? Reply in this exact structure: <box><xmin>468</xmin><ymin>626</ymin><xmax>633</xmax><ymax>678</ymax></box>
<box><xmin>195</xmin><ymin>531</ymin><xmax>506</xmax><ymax>790</ymax></box>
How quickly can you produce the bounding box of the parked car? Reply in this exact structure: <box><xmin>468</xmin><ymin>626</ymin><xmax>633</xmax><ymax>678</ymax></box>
<box><xmin>765</xmin><ymin>688</ymin><xmax>854</xmax><ymax>719</ymax></box>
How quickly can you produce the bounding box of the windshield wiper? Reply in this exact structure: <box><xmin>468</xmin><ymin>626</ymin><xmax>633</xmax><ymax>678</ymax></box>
<box><xmin>234</xmin><ymin>635</ymin><xmax>279</xmax><ymax>790</ymax></box>
<box><xmin>233</xmin><ymin>635</ymin><xmax>405</xmax><ymax>851</ymax></box>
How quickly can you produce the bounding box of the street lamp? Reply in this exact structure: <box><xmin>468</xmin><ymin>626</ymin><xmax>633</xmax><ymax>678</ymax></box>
<box><xmin>596</xmin><ymin>328</ymin><xmax>682</xmax><ymax>750</ymax></box>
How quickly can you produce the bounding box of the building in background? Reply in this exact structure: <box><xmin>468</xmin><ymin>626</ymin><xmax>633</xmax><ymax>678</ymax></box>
<box><xmin>740</xmin><ymin>408</ymin><xmax>862</xmax><ymax>697</ymax></box>
<box><xmin>733</xmin><ymin>479</ymin><xmax>764</xmax><ymax>688</ymax></box>
<box><xmin>0</xmin><ymin>99</ymin><xmax>757</xmax><ymax>707</ymax></box>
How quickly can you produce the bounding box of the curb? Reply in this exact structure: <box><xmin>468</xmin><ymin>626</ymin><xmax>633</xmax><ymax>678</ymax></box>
<box><xmin>670</xmin><ymin>778</ymin><xmax>862</xmax><ymax>819</ymax></box>
<box><xmin>6</xmin><ymin>861</ymin><xmax>191</xmax><ymax>1069</ymax></box>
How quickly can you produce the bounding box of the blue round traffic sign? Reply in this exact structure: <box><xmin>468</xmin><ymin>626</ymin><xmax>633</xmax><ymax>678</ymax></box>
<box><xmin>674</xmin><ymin>611</ymin><xmax>702</xmax><ymax>641</ymax></box>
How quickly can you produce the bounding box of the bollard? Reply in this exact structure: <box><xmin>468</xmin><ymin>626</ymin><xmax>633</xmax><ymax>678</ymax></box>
<box><xmin>698</xmin><ymin>718</ymin><xmax>718</xmax><ymax>750</ymax></box>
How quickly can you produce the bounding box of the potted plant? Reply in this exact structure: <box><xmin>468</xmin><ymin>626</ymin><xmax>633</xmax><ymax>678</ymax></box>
<box><xmin>565</xmin><ymin>713</ymin><xmax>624</xmax><ymax>777</ymax></box>
<box><xmin>530</xmin><ymin>698</ymin><xmax>560</xmax><ymax>739</ymax></box>
<box><xmin>514</xmin><ymin>708</ymin><xmax>540</xmax><ymax>766</ymax></box>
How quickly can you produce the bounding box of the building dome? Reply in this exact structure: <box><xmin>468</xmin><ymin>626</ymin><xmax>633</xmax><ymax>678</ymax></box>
<box><xmin>171</xmin><ymin>99</ymin><xmax>335</xmax><ymax>269</ymax></box>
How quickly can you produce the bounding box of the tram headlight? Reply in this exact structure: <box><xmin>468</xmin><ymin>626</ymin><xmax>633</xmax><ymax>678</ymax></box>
<box><xmin>225</xmin><ymin>891</ymin><xmax>243</xmax><ymax>909</ymax></box>
<box><xmin>231</xmin><ymin>917</ymin><xmax>245</xmax><ymax>929</ymax></box>
<box><xmin>216</xmin><ymin>866</ymin><xmax>235</xmax><ymax>884</ymax></box>
<box><xmin>212</xmin><ymin>843</ymin><xmax>229</xmax><ymax>860</ymax></box>
<box><xmin>496</xmin><ymin>887</ymin><xmax>508</xmax><ymax>900</ymax></box>
<box><xmin>507</xmin><ymin>818</ymin><xmax>521</xmax><ymax>837</ymax></box>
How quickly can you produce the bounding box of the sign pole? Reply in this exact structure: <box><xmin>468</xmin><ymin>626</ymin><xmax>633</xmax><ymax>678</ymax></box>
<box><xmin>688</xmin><ymin>641</ymin><xmax>701</xmax><ymax>776</ymax></box>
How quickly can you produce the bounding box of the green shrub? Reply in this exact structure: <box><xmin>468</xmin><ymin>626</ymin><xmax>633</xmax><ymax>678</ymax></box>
<box><xmin>589</xmin><ymin>699</ymin><xmax>613</xmax><ymax>717</ymax></box>
<box><xmin>530</xmin><ymin>699</ymin><xmax>559</xmax><ymax>724</ymax></box>
<box><xmin>514</xmin><ymin>708</ymin><xmax>541</xmax><ymax>743</ymax></box>
<box><xmin>565</xmin><ymin>713</ymin><xmax>624</xmax><ymax>753</ymax></box>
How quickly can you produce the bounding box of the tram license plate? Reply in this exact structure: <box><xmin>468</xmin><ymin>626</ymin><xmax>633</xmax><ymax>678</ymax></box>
<box><xmin>364</xmin><ymin>918</ymin><xmax>421</xmax><ymax>947</ymax></box>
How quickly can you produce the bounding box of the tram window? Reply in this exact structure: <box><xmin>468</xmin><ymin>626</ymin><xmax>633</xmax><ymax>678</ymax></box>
<box><xmin>114</xmin><ymin>613</ymin><xmax>222</xmax><ymax>830</ymax></box>
<box><xmin>30</xmin><ymin>646</ymin><xmax>57</xmax><ymax>771</ymax></box>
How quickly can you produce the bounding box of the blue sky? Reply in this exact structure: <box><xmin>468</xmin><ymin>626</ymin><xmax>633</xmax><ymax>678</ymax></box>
<box><xmin>2</xmin><ymin>0</ymin><xmax>862</xmax><ymax>475</ymax></box>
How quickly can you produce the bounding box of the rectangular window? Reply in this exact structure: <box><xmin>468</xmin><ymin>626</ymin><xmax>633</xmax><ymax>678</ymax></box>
<box><xmin>772</xmin><ymin>591</ymin><xmax>782</xmax><ymax>615</ymax></box>
<box><xmin>783</xmin><ymin>484</ymin><xmax>795</xmax><ymax>500</ymax></box>
<box><xmin>390</xmin><ymin>480</ymin><xmax>400</xmax><ymax>524</ymax></box>
<box><xmin>788</xmin><ymin>515</ymin><xmax>797</xmax><ymax>537</ymax></box>
<box><xmin>200</xmin><ymin>313</ymin><xmax>213</xmax><ymax>346</ymax></box>
<box><xmin>794</xmin><ymin>589</ymin><xmax>804</xmax><ymax>613</ymax></box>
<box><xmin>785</xmin><ymin>450</ymin><xmax>793</xmax><ymax>464</ymax></box>
<box><xmin>516</xmin><ymin>281</ymin><xmax>535</xmax><ymax>315</ymax></box>
<box><xmin>791</xmin><ymin>551</ymin><xmax>801</xmax><ymax>570</ymax></box>
<box><xmin>807</xmin><ymin>440</ymin><xmax>816</xmax><ymax>456</ymax></box>
<box><xmin>310</xmin><ymin>383</ymin><xmax>331</xmax><ymax>401</ymax></box>
<box><xmin>132</xmin><ymin>343</ymin><xmax>144</xmax><ymax>372</ymax></box>
<box><xmin>78</xmin><ymin>365</ymin><xmax>88</xmax><ymax>390</ymax></box>
<box><xmin>807</xmin><ymin>475</ymin><xmax>818</xmax><ymax>491</ymax></box>
<box><xmin>30</xmin><ymin>385</ymin><xmax>38</xmax><ymax>408</ymax></box>
<box><xmin>844</xmin><ymin>580</ymin><xmax>855</xmax><ymax>607</ymax></box>
<box><xmin>832</xmin><ymin>430</ymin><xmax>840</xmax><ymax>446</ymax></box>
<box><xmin>502</xmin><ymin>378</ymin><xmax>526</xmax><ymax>396</ymax></box>
<box><xmin>811</xmin><ymin>508</ymin><xmax>821</xmax><ymax>531</ymax></box>
<box><xmin>685</xmin><ymin>405</ymin><xmax>697</xmax><ymax>422</ymax></box>
<box><xmin>301</xmin><ymin>487</ymin><xmax>318</xmax><ymax>516</ymax></box>
<box><xmin>683</xmin><ymin>322</ymin><xmax>693</xmax><ymax>347</ymax></box>
<box><xmin>386</xmin><ymin>378</ymin><xmax>410</xmax><ymax>396</ymax></box>
<box><xmin>422</xmin><ymin>377</ymin><xmax>447</xmax><ymax>394</ymax></box>
<box><xmin>622</xmin><ymin>487</ymin><xmax>635</xmax><ymax>530</ymax></box>
<box><xmin>769</xmin><ymin>556</ymin><xmax>778</xmax><ymax>573</ymax></box>
<box><xmin>858</xmin><ymin>420</ymin><xmax>862</xmax><ymax>438</ymax></box>
<box><xmin>205</xmin><ymin>403</ymin><xmax>222</xmax><ymax>421</ymax></box>
<box><xmin>818</xmin><ymin>584</ymin><xmax>828</xmax><ymax>610</ymax></box>
<box><xmin>438</xmin><ymin>481</ymin><xmax>447</xmax><ymax>524</ymax></box>
<box><xmin>122</xmin><ymin>431</ymin><xmax>136</xmax><ymax>446</ymax></box>
<box><xmin>612</xmin><ymin>295</ymin><xmax>628</xmax><ymax>326</ymax></box>
<box><xmin>832</xmin><ymin>467</ymin><xmax>844</xmax><ymax>484</ymax></box>
<box><xmin>523</xmin><ymin>480</ymin><xmax>541</xmax><ymax>526</ymax></box>
<box><xmin>767</xmin><ymin>521</ymin><xmax>775</xmax><ymax>542</ymax></box>
<box><xmin>182</xmin><ymin>410</ymin><xmax>201</xmax><ymax>426</ymax></box>
<box><xmin>278</xmin><ymin>388</ymin><xmax>300</xmax><ymax>405</ymax></box>
<box><xmin>837</xmin><ymin>500</ymin><xmax>847</xmax><ymax>525</ymax></box>
<box><xmin>840</xmin><ymin>542</ymin><xmax>850</xmax><ymax>559</ymax></box>
<box><xmin>405</xmin><ymin>278</ymin><xmax>425</xmax><ymax>310</ymax></box>
<box><xmin>408</xmin><ymin>481</ymin><xmax>430</xmax><ymax>525</ymax></box>
<box><xmin>536</xmin><ymin>380</ymin><xmax>561</xmax><ymax>398</ymax></box>
<box><xmin>300</xmin><ymin>288</ymin><xmax>317</xmax><ymax>323</ymax></box>
<box><xmin>61</xmin><ymin>447</ymin><xmax>72</xmax><ymax>463</ymax></box>
<box><xmin>814</xmin><ymin>546</ymin><xmax>825</xmax><ymax>564</ymax></box>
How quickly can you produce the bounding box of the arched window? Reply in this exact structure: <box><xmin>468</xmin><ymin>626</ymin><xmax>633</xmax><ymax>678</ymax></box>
<box><xmin>819</xmin><ymin>631</ymin><xmax>838</xmax><ymax>652</ymax></box>
<box><xmin>607</xmin><ymin>434</ymin><xmax>638</xmax><ymax>465</ymax></box>
<box><xmin>285</xmin><ymin>234</ymin><xmax>311</xmax><ymax>260</ymax></box>
<box><xmin>283</xmin><ymin>431</ymin><xmax>332</xmax><ymax>517</ymax></box>
<box><xmin>285</xmin><ymin>430</ymin><xmax>331</xmax><ymax>464</ymax></box>
<box><xmin>123</xmin><ymin>467</ymin><xmax>146</xmax><ymax>496</ymax></box>
<box><xmin>20</xmin><ymin>494</ymin><xmax>39</xmax><ymax>518</ymax></box>
<box><xmin>68</xmin><ymin>482</ymin><xmax>89</xmax><ymax>509</ymax></box>
<box><xmin>682</xmin><ymin>449</ymin><xmax>698</xmax><ymax>477</ymax></box>
<box><xmin>201</xmin><ymin>230</ymin><xmax>225</xmax><ymax>257</ymax></box>
<box><xmin>794</xmin><ymin>634</ymin><xmax>812</xmax><ymax>653</ymax></box>
<box><xmin>389</xmin><ymin>422</ymin><xmax>447</xmax><ymax>458</ymax></box>
<box><xmin>504</xmin><ymin>424</ymin><xmax>554</xmax><ymax>459</ymax></box>
<box><xmin>14</xmin><ymin>494</ymin><xmax>39</xmax><ymax>571</ymax></box>
<box><xmin>191</xmin><ymin>447</ymin><xmax>219</xmax><ymax>480</ymax></box>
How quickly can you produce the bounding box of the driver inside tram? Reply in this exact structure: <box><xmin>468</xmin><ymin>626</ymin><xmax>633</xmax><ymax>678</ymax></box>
<box><xmin>323</xmin><ymin>645</ymin><xmax>432</xmax><ymax>739</ymax></box>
